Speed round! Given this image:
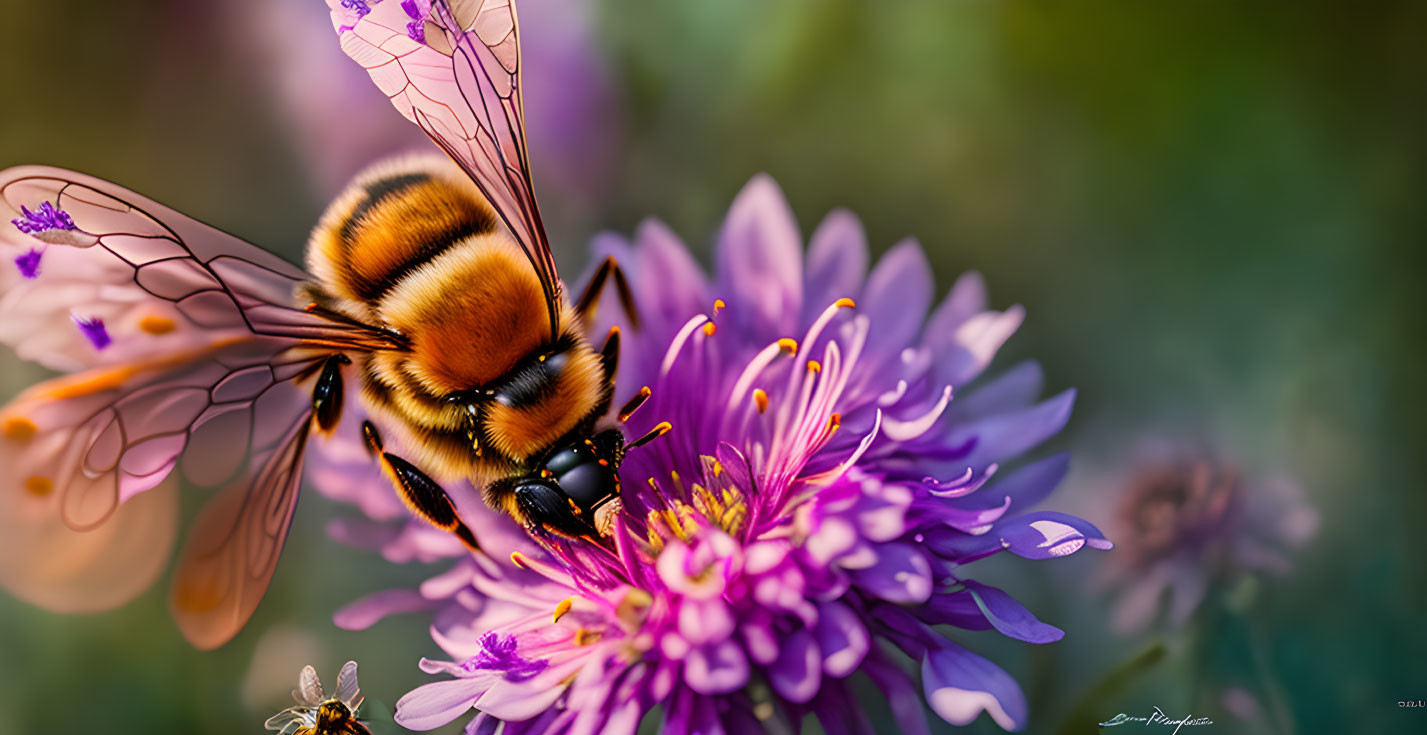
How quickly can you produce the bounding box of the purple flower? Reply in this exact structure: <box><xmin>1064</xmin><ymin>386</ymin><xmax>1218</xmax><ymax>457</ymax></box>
<box><xmin>71</xmin><ymin>314</ymin><xmax>111</xmax><ymax>350</ymax></box>
<box><xmin>1099</xmin><ymin>445</ymin><xmax>1317</xmax><ymax>633</ymax></box>
<box><xmin>325</xmin><ymin>175</ymin><xmax>1111</xmax><ymax>733</ymax></box>
<box><xmin>11</xmin><ymin>202</ymin><xmax>75</xmax><ymax>235</ymax></box>
<box><xmin>13</xmin><ymin>248</ymin><xmax>42</xmax><ymax>278</ymax></box>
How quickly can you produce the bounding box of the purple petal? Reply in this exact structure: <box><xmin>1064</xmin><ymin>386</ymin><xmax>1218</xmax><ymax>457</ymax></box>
<box><xmin>922</xmin><ymin>639</ymin><xmax>1028</xmax><ymax>730</ymax></box>
<box><xmin>849</xmin><ymin>543</ymin><xmax>933</xmax><ymax>603</ymax></box>
<box><xmin>963</xmin><ymin>580</ymin><xmax>1064</xmax><ymax>644</ymax></box>
<box><xmin>803</xmin><ymin>208</ymin><xmax>868</xmax><ymax>323</ymax></box>
<box><xmin>394</xmin><ymin>678</ymin><xmax>482</xmax><ymax>731</ymax></box>
<box><xmin>924</xmin><ymin>271</ymin><xmax>988</xmax><ymax>340</ymax></box>
<box><xmin>997</xmin><ymin>511</ymin><xmax>1114</xmax><ymax>560</ymax></box>
<box><xmin>814</xmin><ymin>600</ymin><xmax>870</xmax><ymax>677</ymax></box>
<box><xmin>769</xmin><ymin>627</ymin><xmax>822</xmax><ymax>703</ymax></box>
<box><xmin>333</xmin><ymin>587</ymin><xmax>434</xmax><ymax>630</ymax></box>
<box><xmin>716</xmin><ymin>174</ymin><xmax>803</xmax><ymax>338</ymax></box>
<box><xmin>950</xmin><ymin>452</ymin><xmax>1069</xmax><ymax>512</ymax></box>
<box><xmin>683</xmin><ymin>639</ymin><xmax>750</xmax><ymax>695</ymax></box>
<box><xmin>934</xmin><ymin>307</ymin><xmax>1025</xmax><ymax>388</ymax></box>
<box><xmin>862</xmin><ymin>652</ymin><xmax>933</xmax><ymax>735</ymax></box>
<box><xmin>860</xmin><ymin>238</ymin><xmax>933</xmax><ymax>362</ymax></box>
<box><xmin>951</xmin><ymin>360</ymin><xmax>1044</xmax><ymax>420</ymax></box>
<box><xmin>952</xmin><ymin>389</ymin><xmax>1075</xmax><ymax>470</ymax></box>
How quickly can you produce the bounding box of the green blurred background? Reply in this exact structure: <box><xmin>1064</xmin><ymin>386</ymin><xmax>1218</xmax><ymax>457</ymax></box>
<box><xmin>1</xmin><ymin>1</ymin><xmax>1424</xmax><ymax>733</ymax></box>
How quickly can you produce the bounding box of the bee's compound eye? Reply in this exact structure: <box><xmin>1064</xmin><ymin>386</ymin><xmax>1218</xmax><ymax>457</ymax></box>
<box><xmin>540</xmin><ymin>446</ymin><xmax>615</xmax><ymax>514</ymax></box>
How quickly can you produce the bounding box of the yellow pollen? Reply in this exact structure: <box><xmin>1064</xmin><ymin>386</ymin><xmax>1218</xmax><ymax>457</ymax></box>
<box><xmin>138</xmin><ymin>315</ymin><xmax>176</xmax><ymax>335</ymax></box>
<box><xmin>828</xmin><ymin>413</ymin><xmax>842</xmax><ymax>432</ymax></box>
<box><xmin>712</xmin><ymin>459</ymin><xmax>724</xmax><ymax>478</ymax></box>
<box><xmin>24</xmin><ymin>476</ymin><xmax>53</xmax><ymax>497</ymax></box>
<box><xmin>777</xmin><ymin>338</ymin><xmax>798</xmax><ymax>355</ymax></box>
<box><xmin>808</xmin><ymin>360</ymin><xmax>822</xmax><ymax>374</ymax></box>
<box><xmin>509</xmin><ymin>551</ymin><xmax>530</xmax><ymax>569</ymax></box>
<box><xmin>553</xmin><ymin>598</ymin><xmax>574</xmax><ymax>623</ymax></box>
<box><xmin>753</xmin><ymin>388</ymin><xmax>769</xmax><ymax>414</ymax></box>
<box><xmin>713</xmin><ymin>298</ymin><xmax>726</xmax><ymax>314</ymax></box>
<box><xmin>574</xmin><ymin>627</ymin><xmax>603</xmax><ymax>646</ymax></box>
<box><xmin>3</xmin><ymin>416</ymin><xmax>38</xmax><ymax>442</ymax></box>
<box><xmin>834</xmin><ymin>297</ymin><xmax>857</xmax><ymax>309</ymax></box>
<box><xmin>702</xmin><ymin>322</ymin><xmax>717</xmax><ymax>337</ymax></box>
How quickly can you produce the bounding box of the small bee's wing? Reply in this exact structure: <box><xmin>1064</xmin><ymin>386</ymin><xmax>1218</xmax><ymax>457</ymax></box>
<box><xmin>334</xmin><ymin>660</ymin><xmax>361</xmax><ymax>709</ymax></box>
<box><xmin>0</xmin><ymin>167</ymin><xmax>390</xmax><ymax>647</ymax></box>
<box><xmin>297</xmin><ymin>665</ymin><xmax>326</xmax><ymax>707</ymax></box>
<box><xmin>264</xmin><ymin>705</ymin><xmax>313</xmax><ymax>734</ymax></box>
<box><xmin>328</xmin><ymin>0</ymin><xmax>562</xmax><ymax>339</ymax></box>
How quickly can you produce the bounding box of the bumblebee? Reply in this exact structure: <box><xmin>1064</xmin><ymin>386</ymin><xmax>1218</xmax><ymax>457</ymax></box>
<box><xmin>0</xmin><ymin>0</ymin><xmax>656</xmax><ymax>649</ymax></box>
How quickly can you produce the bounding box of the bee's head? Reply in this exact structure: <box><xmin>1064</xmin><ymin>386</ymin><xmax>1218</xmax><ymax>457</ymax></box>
<box><xmin>507</xmin><ymin>430</ymin><xmax>627</xmax><ymax>539</ymax></box>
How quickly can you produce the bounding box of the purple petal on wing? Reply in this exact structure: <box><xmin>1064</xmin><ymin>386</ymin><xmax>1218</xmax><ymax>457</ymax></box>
<box><xmin>333</xmin><ymin>587</ymin><xmax>435</xmax><ymax>630</ymax></box>
<box><xmin>716</xmin><ymin>174</ymin><xmax>803</xmax><ymax>337</ymax></box>
<box><xmin>963</xmin><ymin>580</ymin><xmax>1064</xmax><ymax>644</ymax></box>
<box><xmin>997</xmin><ymin>511</ymin><xmax>1114</xmax><ymax>560</ymax></box>
<box><xmin>922</xmin><ymin>639</ymin><xmax>1028</xmax><ymax>731</ymax></box>
<box><xmin>849</xmin><ymin>543</ymin><xmax>933</xmax><ymax>603</ymax></box>
<box><xmin>803</xmin><ymin>208</ymin><xmax>868</xmax><ymax>323</ymax></box>
<box><xmin>71</xmin><ymin>315</ymin><xmax>111</xmax><ymax>350</ymax></box>
<box><xmin>394</xmin><ymin>678</ymin><xmax>483</xmax><ymax>731</ymax></box>
<box><xmin>814</xmin><ymin>600</ymin><xmax>870</xmax><ymax>677</ymax></box>
<box><xmin>14</xmin><ymin>248</ymin><xmax>42</xmax><ymax>278</ymax></box>
<box><xmin>769</xmin><ymin>627</ymin><xmax>822</xmax><ymax>703</ymax></box>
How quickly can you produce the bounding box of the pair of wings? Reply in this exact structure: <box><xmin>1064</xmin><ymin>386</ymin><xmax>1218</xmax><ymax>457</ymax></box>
<box><xmin>265</xmin><ymin>661</ymin><xmax>366</xmax><ymax>735</ymax></box>
<box><xmin>0</xmin><ymin>0</ymin><xmax>558</xmax><ymax>649</ymax></box>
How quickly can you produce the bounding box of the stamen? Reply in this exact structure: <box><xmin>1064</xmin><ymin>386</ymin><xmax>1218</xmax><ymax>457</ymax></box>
<box><xmin>827</xmin><ymin>413</ymin><xmax>841</xmax><ymax>433</ymax></box>
<box><xmin>627</xmin><ymin>421</ymin><xmax>671</xmax><ymax>450</ymax></box>
<box><xmin>617</xmin><ymin>386</ymin><xmax>651</xmax><ymax>422</ymax></box>
<box><xmin>509</xmin><ymin>551</ymin><xmax>530</xmax><ymax>570</ymax></box>
<box><xmin>552</xmin><ymin>598</ymin><xmax>574</xmax><ymax>623</ymax></box>
<box><xmin>574</xmin><ymin>627</ymin><xmax>603</xmax><ymax>646</ymax></box>
<box><xmin>753</xmin><ymin>388</ymin><xmax>769</xmax><ymax>414</ymax></box>
<box><xmin>834</xmin><ymin>297</ymin><xmax>857</xmax><ymax>309</ymax></box>
<box><xmin>777</xmin><ymin>338</ymin><xmax>798</xmax><ymax>355</ymax></box>
<box><xmin>807</xmin><ymin>360</ymin><xmax>822</xmax><ymax>374</ymax></box>
<box><xmin>702</xmin><ymin>322</ymin><xmax>717</xmax><ymax>337</ymax></box>
<box><xmin>660</xmin><ymin>315</ymin><xmax>709</xmax><ymax>377</ymax></box>
<box><xmin>712</xmin><ymin>298</ymin><xmax>726</xmax><ymax>315</ymax></box>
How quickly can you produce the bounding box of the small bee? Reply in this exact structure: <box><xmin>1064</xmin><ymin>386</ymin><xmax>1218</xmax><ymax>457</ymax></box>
<box><xmin>265</xmin><ymin>661</ymin><xmax>371</xmax><ymax>735</ymax></box>
<box><xmin>0</xmin><ymin>0</ymin><xmax>658</xmax><ymax>649</ymax></box>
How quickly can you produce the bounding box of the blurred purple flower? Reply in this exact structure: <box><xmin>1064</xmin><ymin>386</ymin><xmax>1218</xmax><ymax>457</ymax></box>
<box><xmin>1100</xmin><ymin>447</ymin><xmax>1318</xmax><ymax>634</ymax></box>
<box><xmin>319</xmin><ymin>176</ymin><xmax>1110</xmax><ymax>733</ymax></box>
<box><xmin>234</xmin><ymin>0</ymin><xmax>620</xmax><ymax>198</ymax></box>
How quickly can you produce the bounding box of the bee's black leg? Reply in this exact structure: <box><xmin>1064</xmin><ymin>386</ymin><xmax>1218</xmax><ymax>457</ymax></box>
<box><xmin>310</xmin><ymin>354</ymin><xmax>350</xmax><ymax>433</ymax></box>
<box><xmin>513</xmin><ymin>480</ymin><xmax>593</xmax><ymax>540</ymax></box>
<box><xmin>575</xmin><ymin>255</ymin><xmax>641</xmax><ymax>330</ymax></box>
<box><xmin>362</xmin><ymin>421</ymin><xmax>480</xmax><ymax>552</ymax></box>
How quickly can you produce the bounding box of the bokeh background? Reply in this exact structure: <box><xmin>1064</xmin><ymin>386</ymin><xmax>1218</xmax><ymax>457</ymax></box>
<box><xmin>1</xmin><ymin>1</ymin><xmax>1424</xmax><ymax>733</ymax></box>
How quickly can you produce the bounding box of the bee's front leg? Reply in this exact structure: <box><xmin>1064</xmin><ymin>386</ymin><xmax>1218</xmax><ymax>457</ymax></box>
<box><xmin>361</xmin><ymin>421</ymin><xmax>480</xmax><ymax>552</ymax></box>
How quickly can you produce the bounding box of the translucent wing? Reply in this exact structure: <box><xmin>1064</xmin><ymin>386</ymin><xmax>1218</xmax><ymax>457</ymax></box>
<box><xmin>298</xmin><ymin>664</ymin><xmax>326</xmax><ymax>706</ymax></box>
<box><xmin>0</xmin><ymin>166</ymin><xmax>402</xmax><ymax>355</ymax></box>
<box><xmin>328</xmin><ymin>0</ymin><xmax>562</xmax><ymax>339</ymax></box>
<box><xmin>335</xmin><ymin>660</ymin><xmax>362</xmax><ymax>710</ymax></box>
<box><xmin>265</xmin><ymin>705</ymin><xmax>315</xmax><ymax>734</ymax></box>
<box><xmin>0</xmin><ymin>167</ymin><xmax>388</xmax><ymax>646</ymax></box>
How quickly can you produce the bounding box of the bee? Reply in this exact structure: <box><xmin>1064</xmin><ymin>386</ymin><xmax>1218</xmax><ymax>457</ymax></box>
<box><xmin>0</xmin><ymin>0</ymin><xmax>658</xmax><ymax>649</ymax></box>
<box><xmin>265</xmin><ymin>661</ymin><xmax>371</xmax><ymax>735</ymax></box>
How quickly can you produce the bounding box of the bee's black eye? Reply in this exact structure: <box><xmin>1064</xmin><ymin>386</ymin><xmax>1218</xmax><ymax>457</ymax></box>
<box><xmin>541</xmin><ymin>445</ymin><xmax>615</xmax><ymax>513</ymax></box>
